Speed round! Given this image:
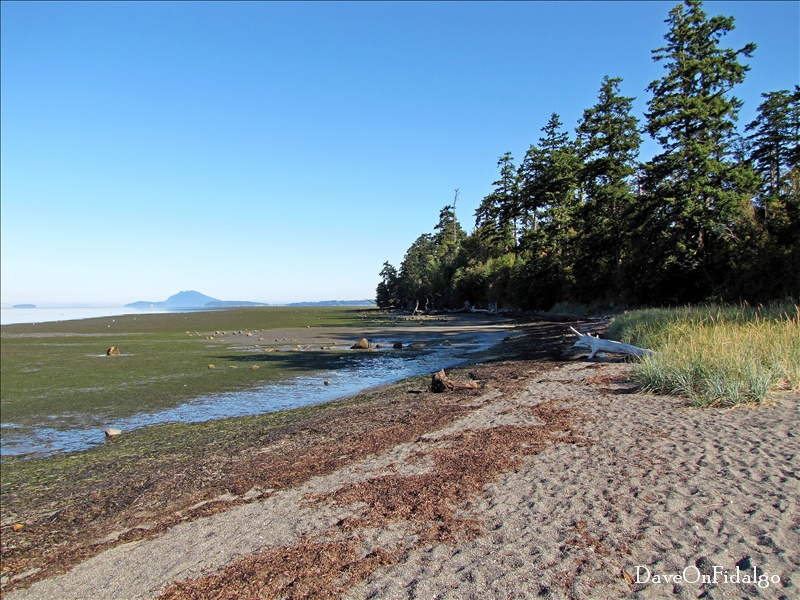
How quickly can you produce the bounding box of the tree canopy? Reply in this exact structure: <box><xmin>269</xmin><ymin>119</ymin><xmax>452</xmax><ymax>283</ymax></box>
<box><xmin>377</xmin><ymin>0</ymin><xmax>799</xmax><ymax>311</ymax></box>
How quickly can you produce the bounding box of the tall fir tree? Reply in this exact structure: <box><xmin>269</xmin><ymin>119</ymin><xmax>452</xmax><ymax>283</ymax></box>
<box><xmin>432</xmin><ymin>203</ymin><xmax>468</xmax><ymax>307</ymax></box>
<box><xmin>574</xmin><ymin>76</ymin><xmax>642</xmax><ymax>303</ymax></box>
<box><xmin>515</xmin><ymin>113</ymin><xmax>582</xmax><ymax>308</ymax></box>
<box><xmin>745</xmin><ymin>87</ymin><xmax>800</xmax><ymax>232</ymax></box>
<box><xmin>475</xmin><ymin>152</ymin><xmax>522</xmax><ymax>255</ymax></box>
<box><xmin>638</xmin><ymin>0</ymin><xmax>757</xmax><ymax>302</ymax></box>
<box><xmin>375</xmin><ymin>262</ymin><xmax>402</xmax><ymax>308</ymax></box>
<box><xmin>398</xmin><ymin>234</ymin><xmax>438</xmax><ymax>312</ymax></box>
<box><xmin>456</xmin><ymin>156</ymin><xmax>522</xmax><ymax>309</ymax></box>
<box><xmin>741</xmin><ymin>86</ymin><xmax>800</xmax><ymax>298</ymax></box>
<box><xmin>520</xmin><ymin>113</ymin><xmax>582</xmax><ymax>243</ymax></box>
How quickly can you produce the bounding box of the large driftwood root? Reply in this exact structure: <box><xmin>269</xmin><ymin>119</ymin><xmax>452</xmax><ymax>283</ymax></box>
<box><xmin>570</xmin><ymin>327</ymin><xmax>655</xmax><ymax>360</ymax></box>
<box><xmin>431</xmin><ymin>369</ymin><xmax>480</xmax><ymax>393</ymax></box>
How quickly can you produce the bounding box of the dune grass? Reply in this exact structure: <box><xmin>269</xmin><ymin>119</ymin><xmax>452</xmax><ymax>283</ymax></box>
<box><xmin>608</xmin><ymin>302</ymin><xmax>800</xmax><ymax>407</ymax></box>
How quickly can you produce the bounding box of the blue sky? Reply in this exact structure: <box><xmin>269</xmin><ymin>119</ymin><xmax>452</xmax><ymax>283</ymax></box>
<box><xmin>2</xmin><ymin>1</ymin><xmax>798</xmax><ymax>306</ymax></box>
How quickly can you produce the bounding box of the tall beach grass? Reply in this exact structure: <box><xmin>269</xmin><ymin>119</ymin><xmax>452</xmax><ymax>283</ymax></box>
<box><xmin>608</xmin><ymin>302</ymin><xmax>800</xmax><ymax>407</ymax></box>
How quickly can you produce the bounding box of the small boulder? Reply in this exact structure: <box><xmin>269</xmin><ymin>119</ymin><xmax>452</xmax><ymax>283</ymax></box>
<box><xmin>104</xmin><ymin>428</ymin><xmax>122</xmax><ymax>438</ymax></box>
<box><xmin>393</xmin><ymin>342</ymin><xmax>404</xmax><ymax>349</ymax></box>
<box><xmin>351</xmin><ymin>338</ymin><xmax>370</xmax><ymax>350</ymax></box>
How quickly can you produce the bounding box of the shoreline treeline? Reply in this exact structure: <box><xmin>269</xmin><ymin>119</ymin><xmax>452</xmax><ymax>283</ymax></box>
<box><xmin>377</xmin><ymin>0</ymin><xmax>799</xmax><ymax>311</ymax></box>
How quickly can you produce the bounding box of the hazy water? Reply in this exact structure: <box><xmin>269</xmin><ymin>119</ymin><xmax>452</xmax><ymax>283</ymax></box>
<box><xmin>0</xmin><ymin>306</ymin><xmax>215</xmax><ymax>325</ymax></box>
<box><xmin>0</xmin><ymin>334</ymin><xmax>507</xmax><ymax>459</ymax></box>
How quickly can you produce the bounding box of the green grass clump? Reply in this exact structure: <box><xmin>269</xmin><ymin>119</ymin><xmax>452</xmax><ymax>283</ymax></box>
<box><xmin>609</xmin><ymin>302</ymin><xmax>800</xmax><ymax>407</ymax></box>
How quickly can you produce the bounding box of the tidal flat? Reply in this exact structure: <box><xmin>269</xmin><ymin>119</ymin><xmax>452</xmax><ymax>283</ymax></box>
<box><xmin>0</xmin><ymin>307</ymin><xmax>518</xmax><ymax>457</ymax></box>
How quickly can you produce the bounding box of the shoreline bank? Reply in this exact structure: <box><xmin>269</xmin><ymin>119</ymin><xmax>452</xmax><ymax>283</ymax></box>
<box><xmin>1</xmin><ymin>309</ymin><xmax>521</xmax><ymax>459</ymax></box>
<box><xmin>1</xmin><ymin>316</ymin><xmax>574</xmax><ymax>592</ymax></box>
<box><xmin>4</xmin><ymin>316</ymin><xmax>795</xmax><ymax>598</ymax></box>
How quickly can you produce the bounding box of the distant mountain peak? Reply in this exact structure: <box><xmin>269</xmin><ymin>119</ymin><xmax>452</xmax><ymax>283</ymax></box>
<box><xmin>163</xmin><ymin>290</ymin><xmax>220</xmax><ymax>307</ymax></box>
<box><xmin>125</xmin><ymin>291</ymin><xmax>267</xmax><ymax>309</ymax></box>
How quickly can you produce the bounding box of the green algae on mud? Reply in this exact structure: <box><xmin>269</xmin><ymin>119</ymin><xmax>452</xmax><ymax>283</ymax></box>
<box><xmin>1</xmin><ymin>306</ymin><xmax>514</xmax><ymax>446</ymax></box>
<box><xmin>0</xmin><ymin>372</ymin><xmax>431</xmax><ymax>503</ymax></box>
<box><xmin>0</xmin><ymin>307</ymin><xmax>387</xmax><ymax>427</ymax></box>
<box><xmin>0</xmin><ymin>373</ymin><xmax>440</xmax><ymax>590</ymax></box>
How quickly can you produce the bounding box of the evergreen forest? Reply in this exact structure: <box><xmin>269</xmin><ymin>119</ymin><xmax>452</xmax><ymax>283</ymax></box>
<box><xmin>376</xmin><ymin>0</ymin><xmax>799</xmax><ymax>312</ymax></box>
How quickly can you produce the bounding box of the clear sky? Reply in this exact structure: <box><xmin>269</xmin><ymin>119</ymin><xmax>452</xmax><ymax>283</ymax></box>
<box><xmin>2</xmin><ymin>1</ymin><xmax>798</xmax><ymax>306</ymax></box>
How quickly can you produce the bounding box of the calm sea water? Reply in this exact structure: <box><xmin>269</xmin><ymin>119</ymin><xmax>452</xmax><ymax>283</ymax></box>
<box><xmin>0</xmin><ymin>306</ymin><xmax>206</xmax><ymax>325</ymax></box>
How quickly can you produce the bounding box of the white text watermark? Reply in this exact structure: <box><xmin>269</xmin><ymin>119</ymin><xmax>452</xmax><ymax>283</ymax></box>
<box><xmin>634</xmin><ymin>565</ymin><xmax>781</xmax><ymax>590</ymax></box>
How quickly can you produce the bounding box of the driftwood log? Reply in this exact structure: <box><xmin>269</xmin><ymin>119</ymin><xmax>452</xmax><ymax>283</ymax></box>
<box><xmin>570</xmin><ymin>327</ymin><xmax>655</xmax><ymax>359</ymax></box>
<box><xmin>431</xmin><ymin>369</ymin><xmax>480</xmax><ymax>393</ymax></box>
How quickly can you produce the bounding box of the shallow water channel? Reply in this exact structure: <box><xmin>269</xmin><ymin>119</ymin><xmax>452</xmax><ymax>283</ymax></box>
<box><xmin>1</xmin><ymin>332</ymin><xmax>510</xmax><ymax>459</ymax></box>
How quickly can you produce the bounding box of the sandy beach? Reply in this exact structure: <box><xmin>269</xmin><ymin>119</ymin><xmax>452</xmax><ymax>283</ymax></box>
<box><xmin>2</xmin><ymin>318</ymin><xmax>798</xmax><ymax>599</ymax></box>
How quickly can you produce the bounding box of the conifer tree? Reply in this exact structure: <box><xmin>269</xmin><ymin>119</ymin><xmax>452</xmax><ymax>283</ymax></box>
<box><xmin>475</xmin><ymin>152</ymin><xmax>522</xmax><ymax>255</ymax></box>
<box><xmin>398</xmin><ymin>234</ymin><xmax>438</xmax><ymax>312</ymax></box>
<box><xmin>741</xmin><ymin>86</ymin><xmax>800</xmax><ymax>298</ymax></box>
<box><xmin>432</xmin><ymin>203</ymin><xmax>467</xmax><ymax>307</ymax></box>
<box><xmin>515</xmin><ymin>113</ymin><xmax>581</xmax><ymax>308</ymax></box>
<box><xmin>746</xmin><ymin>87</ymin><xmax>800</xmax><ymax>231</ymax></box>
<box><xmin>639</xmin><ymin>0</ymin><xmax>757</xmax><ymax>302</ymax></box>
<box><xmin>433</xmin><ymin>204</ymin><xmax>467</xmax><ymax>260</ymax></box>
<box><xmin>574</xmin><ymin>76</ymin><xmax>641</xmax><ymax>302</ymax></box>
<box><xmin>376</xmin><ymin>262</ymin><xmax>401</xmax><ymax>308</ymax></box>
<box><xmin>520</xmin><ymin>114</ymin><xmax>581</xmax><ymax>241</ymax></box>
<box><xmin>375</xmin><ymin>0</ymin><xmax>795</xmax><ymax>309</ymax></box>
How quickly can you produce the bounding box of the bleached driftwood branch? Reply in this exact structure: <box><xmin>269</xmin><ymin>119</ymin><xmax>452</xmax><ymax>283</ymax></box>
<box><xmin>570</xmin><ymin>327</ymin><xmax>655</xmax><ymax>359</ymax></box>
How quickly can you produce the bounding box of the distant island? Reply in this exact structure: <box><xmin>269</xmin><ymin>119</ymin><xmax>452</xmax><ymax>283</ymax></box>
<box><xmin>125</xmin><ymin>290</ymin><xmax>268</xmax><ymax>309</ymax></box>
<box><xmin>125</xmin><ymin>291</ymin><xmax>375</xmax><ymax>310</ymax></box>
<box><xmin>12</xmin><ymin>304</ymin><xmax>37</xmax><ymax>309</ymax></box>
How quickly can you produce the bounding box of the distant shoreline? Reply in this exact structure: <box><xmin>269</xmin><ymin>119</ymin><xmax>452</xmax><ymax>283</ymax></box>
<box><xmin>1</xmin><ymin>301</ymin><xmax>376</xmax><ymax>326</ymax></box>
<box><xmin>0</xmin><ymin>306</ymin><xmax>221</xmax><ymax>326</ymax></box>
